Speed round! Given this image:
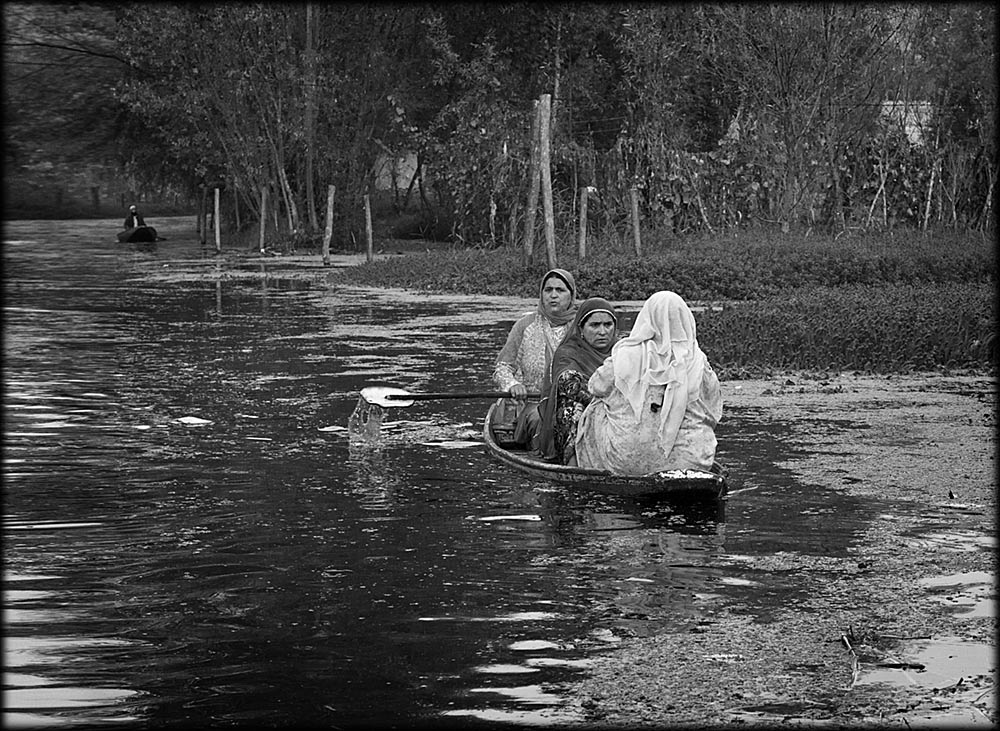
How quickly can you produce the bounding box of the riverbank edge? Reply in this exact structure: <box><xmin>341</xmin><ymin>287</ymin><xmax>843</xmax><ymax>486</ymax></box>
<box><xmin>566</xmin><ymin>371</ymin><xmax>997</xmax><ymax>728</ymax></box>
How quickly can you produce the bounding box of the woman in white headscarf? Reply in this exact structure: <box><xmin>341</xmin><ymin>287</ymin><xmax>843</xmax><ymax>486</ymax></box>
<box><xmin>575</xmin><ymin>291</ymin><xmax>722</xmax><ymax>475</ymax></box>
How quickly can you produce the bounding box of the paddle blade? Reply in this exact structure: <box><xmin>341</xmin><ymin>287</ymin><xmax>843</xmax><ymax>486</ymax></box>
<box><xmin>361</xmin><ymin>386</ymin><xmax>413</xmax><ymax>407</ymax></box>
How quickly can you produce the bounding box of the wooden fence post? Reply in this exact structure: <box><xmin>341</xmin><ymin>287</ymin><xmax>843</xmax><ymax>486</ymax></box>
<box><xmin>214</xmin><ymin>187</ymin><xmax>221</xmax><ymax>253</ymax></box>
<box><xmin>630</xmin><ymin>187</ymin><xmax>642</xmax><ymax>257</ymax></box>
<box><xmin>196</xmin><ymin>187</ymin><xmax>203</xmax><ymax>244</ymax></box>
<box><xmin>507</xmin><ymin>202</ymin><xmax>518</xmax><ymax>249</ymax></box>
<box><xmin>538</xmin><ymin>93</ymin><xmax>556</xmax><ymax>270</ymax></box>
<box><xmin>199</xmin><ymin>185</ymin><xmax>208</xmax><ymax>245</ymax></box>
<box><xmin>577</xmin><ymin>185</ymin><xmax>589</xmax><ymax>260</ymax></box>
<box><xmin>322</xmin><ymin>184</ymin><xmax>336</xmax><ymax>266</ymax></box>
<box><xmin>364</xmin><ymin>193</ymin><xmax>374</xmax><ymax>263</ymax></box>
<box><xmin>522</xmin><ymin>99</ymin><xmax>541</xmax><ymax>265</ymax></box>
<box><xmin>258</xmin><ymin>185</ymin><xmax>267</xmax><ymax>254</ymax></box>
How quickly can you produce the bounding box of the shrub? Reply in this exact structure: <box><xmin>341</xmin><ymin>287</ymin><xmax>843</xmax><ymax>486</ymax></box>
<box><xmin>697</xmin><ymin>283</ymin><xmax>995</xmax><ymax>374</ymax></box>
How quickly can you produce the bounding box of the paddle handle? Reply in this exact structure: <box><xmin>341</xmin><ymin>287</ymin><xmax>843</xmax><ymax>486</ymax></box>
<box><xmin>386</xmin><ymin>391</ymin><xmax>539</xmax><ymax>401</ymax></box>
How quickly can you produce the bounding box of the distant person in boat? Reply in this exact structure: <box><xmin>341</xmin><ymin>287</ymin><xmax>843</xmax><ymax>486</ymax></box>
<box><xmin>536</xmin><ymin>297</ymin><xmax>619</xmax><ymax>464</ymax></box>
<box><xmin>575</xmin><ymin>290</ymin><xmax>722</xmax><ymax>475</ymax></box>
<box><xmin>493</xmin><ymin>268</ymin><xmax>578</xmax><ymax>449</ymax></box>
<box><xmin>123</xmin><ymin>204</ymin><xmax>146</xmax><ymax>230</ymax></box>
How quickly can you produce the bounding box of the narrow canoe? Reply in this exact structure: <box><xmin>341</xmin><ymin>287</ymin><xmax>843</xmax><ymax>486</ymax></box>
<box><xmin>117</xmin><ymin>226</ymin><xmax>158</xmax><ymax>243</ymax></box>
<box><xmin>483</xmin><ymin>400</ymin><xmax>727</xmax><ymax>499</ymax></box>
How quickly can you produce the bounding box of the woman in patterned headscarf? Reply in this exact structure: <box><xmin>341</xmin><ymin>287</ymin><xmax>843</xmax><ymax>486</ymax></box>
<box><xmin>575</xmin><ymin>291</ymin><xmax>722</xmax><ymax>474</ymax></box>
<box><xmin>536</xmin><ymin>297</ymin><xmax>618</xmax><ymax>464</ymax></box>
<box><xmin>493</xmin><ymin>269</ymin><xmax>577</xmax><ymax>449</ymax></box>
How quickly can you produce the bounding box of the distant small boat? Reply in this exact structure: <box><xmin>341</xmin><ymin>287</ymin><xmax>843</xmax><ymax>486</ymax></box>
<box><xmin>483</xmin><ymin>399</ymin><xmax>728</xmax><ymax>499</ymax></box>
<box><xmin>117</xmin><ymin>226</ymin><xmax>157</xmax><ymax>243</ymax></box>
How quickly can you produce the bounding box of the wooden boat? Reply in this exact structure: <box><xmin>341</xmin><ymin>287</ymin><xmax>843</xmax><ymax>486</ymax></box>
<box><xmin>117</xmin><ymin>226</ymin><xmax>158</xmax><ymax>243</ymax></box>
<box><xmin>483</xmin><ymin>400</ymin><xmax>727</xmax><ymax>499</ymax></box>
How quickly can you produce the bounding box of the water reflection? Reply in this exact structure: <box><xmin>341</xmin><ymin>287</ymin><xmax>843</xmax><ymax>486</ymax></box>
<box><xmin>3</xmin><ymin>570</ymin><xmax>148</xmax><ymax>727</ymax></box>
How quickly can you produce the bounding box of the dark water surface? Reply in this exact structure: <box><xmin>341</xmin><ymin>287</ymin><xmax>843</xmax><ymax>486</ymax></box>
<box><xmin>4</xmin><ymin>219</ymin><xmax>877</xmax><ymax>728</ymax></box>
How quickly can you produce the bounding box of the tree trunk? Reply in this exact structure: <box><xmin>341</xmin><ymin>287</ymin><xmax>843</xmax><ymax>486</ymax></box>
<box><xmin>304</xmin><ymin>2</ymin><xmax>318</xmax><ymax>232</ymax></box>
<box><xmin>276</xmin><ymin>162</ymin><xmax>299</xmax><ymax>233</ymax></box>
<box><xmin>551</xmin><ymin>16</ymin><xmax>561</xmax><ymax>139</ymax></box>
<box><xmin>402</xmin><ymin>155</ymin><xmax>420</xmax><ymax>210</ymax></box>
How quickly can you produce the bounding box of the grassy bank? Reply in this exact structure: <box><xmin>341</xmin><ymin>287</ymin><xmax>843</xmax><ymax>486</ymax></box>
<box><xmin>332</xmin><ymin>228</ymin><xmax>996</xmax><ymax>375</ymax></box>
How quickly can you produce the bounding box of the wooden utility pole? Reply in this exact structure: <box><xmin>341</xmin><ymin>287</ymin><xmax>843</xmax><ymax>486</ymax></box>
<box><xmin>538</xmin><ymin>93</ymin><xmax>556</xmax><ymax>270</ymax></box>
<box><xmin>322</xmin><ymin>184</ymin><xmax>336</xmax><ymax>266</ymax></box>
<box><xmin>577</xmin><ymin>186</ymin><xmax>589</xmax><ymax>260</ymax></box>
<box><xmin>214</xmin><ymin>187</ymin><xmax>221</xmax><ymax>253</ymax></box>
<box><xmin>522</xmin><ymin>99</ymin><xmax>541</xmax><ymax>264</ymax></box>
<box><xmin>364</xmin><ymin>193</ymin><xmax>374</xmax><ymax>263</ymax></box>
<box><xmin>629</xmin><ymin>187</ymin><xmax>642</xmax><ymax>257</ymax></box>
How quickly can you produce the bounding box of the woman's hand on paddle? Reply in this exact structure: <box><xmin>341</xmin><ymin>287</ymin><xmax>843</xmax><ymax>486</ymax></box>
<box><xmin>509</xmin><ymin>383</ymin><xmax>528</xmax><ymax>401</ymax></box>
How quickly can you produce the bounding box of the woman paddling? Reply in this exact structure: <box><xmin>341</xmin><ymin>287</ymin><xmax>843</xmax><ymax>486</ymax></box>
<box><xmin>492</xmin><ymin>269</ymin><xmax>578</xmax><ymax>449</ymax></box>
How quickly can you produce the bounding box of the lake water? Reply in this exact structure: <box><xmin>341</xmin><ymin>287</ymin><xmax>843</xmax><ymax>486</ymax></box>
<box><xmin>4</xmin><ymin>218</ymin><xmax>885</xmax><ymax>728</ymax></box>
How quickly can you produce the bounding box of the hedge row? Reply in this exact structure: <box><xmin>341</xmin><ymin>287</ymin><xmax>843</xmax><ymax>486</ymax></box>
<box><xmin>334</xmin><ymin>230</ymin><xmax>995</xmax><ymax>373</ymax></box>
<box><xmin>340</xmin><ymin>230</ymin><xmax>994</xmax><ymax>302</ymax></box>
<box><xmin>695</xmin><ymin>282</ymin><xmax>995</xmax><ymax>375</ymax></box>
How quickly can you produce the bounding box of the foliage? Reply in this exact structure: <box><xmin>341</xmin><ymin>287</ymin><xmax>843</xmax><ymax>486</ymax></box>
<box><xmin>1</xmin><ymin>2</ymin><xmax>136</xmax><ymax>211</ymax></box>
<box><xmin>336</xmin><ymin>227</ymin><xmax>995</xmax><ymax>374</ymax></box>
<box><xmin>2</xmin><ymin>2</ymin><xmax>124</xmax><ymax>168</ymax></box>
<box><xmin>698</xmin><ymin>282</ymin><xmax>995</xmax><ymax>374</ymax></box>
<box><xmin>416</xmin><ymin>15</ymin><xmax>527</xmax><ymax>245</ymax></box>
<box><xmin>339</xmin><ymin>228</ymin><xmax>994</xmax><ymax>301</ymax></box>
<box><xmin>4</xmin><ymin>3</ymin><xmax>995</xmax><ymax>239</ymax></box>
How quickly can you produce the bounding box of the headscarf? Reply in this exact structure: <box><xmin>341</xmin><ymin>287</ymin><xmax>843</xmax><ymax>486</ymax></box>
<box><xmin>550</xmin><ymin>297</ymin><xmax>618</xmax><ymax>380</ymax></box>
<box><xmin>608</xmin><ymin>290</ymin><xmax>707</xmax><ymax>445</ymax></box>
<box><xmin>537</xmin><ymin>268</ymin><xmax>577</xmax><ymax>327</ymax></box>
<box><xmin>538</xmin><ymin>297</ymin><xmax>618</xmax><ymax>458</ymax></box>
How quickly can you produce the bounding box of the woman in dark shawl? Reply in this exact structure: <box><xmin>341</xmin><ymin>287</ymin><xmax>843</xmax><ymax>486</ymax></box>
<box><xmin>536</xmin><ymin>297</ymin><xmax>619</xmax><ymax>464</ymax></box>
